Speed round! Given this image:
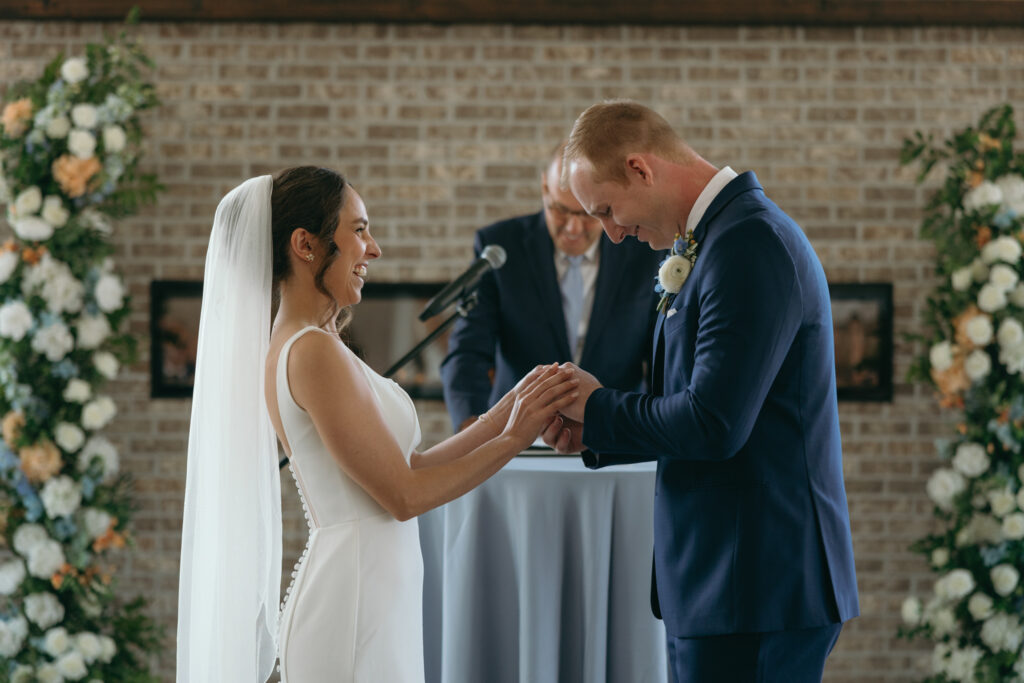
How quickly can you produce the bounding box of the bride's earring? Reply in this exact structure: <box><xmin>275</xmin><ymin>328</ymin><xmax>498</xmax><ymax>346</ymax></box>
<box><xmin>304</xmin><ymin>253</ymin><xmax>314</xmax><ymax>262</ymax></box>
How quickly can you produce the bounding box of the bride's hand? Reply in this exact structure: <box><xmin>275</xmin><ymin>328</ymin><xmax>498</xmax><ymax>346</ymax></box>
<box><xmin>481</xmin><ymin>363</ymin><xmax>557</xmax><ymax>428</ymax></box>
<box><xmin>501</xmin><ymin>366</ymin><xmax>579</xmax><ymax>449</ymax></box>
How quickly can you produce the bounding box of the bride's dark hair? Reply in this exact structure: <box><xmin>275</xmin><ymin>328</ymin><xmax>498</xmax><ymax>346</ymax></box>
<box><xmin>271</xmin><ymin>166</ymin><xmax>353</xmax><ymax>331</ymax></box>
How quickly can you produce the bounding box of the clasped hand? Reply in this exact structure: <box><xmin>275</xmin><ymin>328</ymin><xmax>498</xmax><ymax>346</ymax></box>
<box><xmin>539</xmin><ymin>363</ymin><xmax>602</xmax><ymax>454</ymax></box>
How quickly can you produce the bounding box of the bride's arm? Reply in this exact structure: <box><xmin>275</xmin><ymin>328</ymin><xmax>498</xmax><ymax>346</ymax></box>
<box><xmin>289</xmin><ymin>333</ymin><xmax>575</xmax><ymax>521</ymax></box>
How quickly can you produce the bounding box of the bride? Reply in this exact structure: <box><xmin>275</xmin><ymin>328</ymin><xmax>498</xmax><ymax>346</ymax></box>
<box><xmin>176</xmin><ymin>167</ymin><xmax>579</xmax><ymax>682</ymax></box>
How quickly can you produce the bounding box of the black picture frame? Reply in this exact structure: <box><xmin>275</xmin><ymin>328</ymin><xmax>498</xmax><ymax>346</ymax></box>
<box><xmin>150</xmin><ymin>280</ymin><xmax>203</xmax><ymax>399</ymax></box>
<box><xmin>829</xmin><ymin>282</ymin><xmax>894</xmax><ymax>402</ymax></box>
<box><xmin>346</xmin><ymin>282</ymin><xmax>448</xmax><ymax>401</ymax></box>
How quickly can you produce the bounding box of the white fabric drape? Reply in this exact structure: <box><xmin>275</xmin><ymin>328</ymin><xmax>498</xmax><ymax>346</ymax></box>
<box><xmin>177</xmin><ymin>175</ymin><xmax>282</xmax><ymax>682</ymax></box>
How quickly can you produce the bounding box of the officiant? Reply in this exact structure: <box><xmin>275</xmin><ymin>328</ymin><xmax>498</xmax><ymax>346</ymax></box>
<box><xmin>441</xmin><ymin>143</ymin><xmax>662</xmax><ymax>433</ymax></box>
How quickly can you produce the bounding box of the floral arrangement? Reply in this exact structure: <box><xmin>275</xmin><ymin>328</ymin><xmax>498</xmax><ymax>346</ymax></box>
<box><xmin>654</xmin><ymin>230</ymin><xmax>697</xmax><ymax>315</ymax></box>
<box><xmin>899</xmin><ymin>104</ymin><xmax>1024</xmax><ymax>682</ymax></box>
<box><xmin>0</xmin><ymin>14</ymin><xmax>162</xmax><ymax>683</ymax></box>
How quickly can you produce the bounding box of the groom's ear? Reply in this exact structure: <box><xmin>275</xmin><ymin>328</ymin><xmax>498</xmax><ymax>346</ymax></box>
<box><xmin>625</xmin><ymin>154</ymin><xmax>654</xmax><ymax>186</ymax></box>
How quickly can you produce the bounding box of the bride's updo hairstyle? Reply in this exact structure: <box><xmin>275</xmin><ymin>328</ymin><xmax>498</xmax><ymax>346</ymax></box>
<box><xmin>271</xmin><ymin>166</ymin><xmax>352</xmax><ymax>329</ymax></box>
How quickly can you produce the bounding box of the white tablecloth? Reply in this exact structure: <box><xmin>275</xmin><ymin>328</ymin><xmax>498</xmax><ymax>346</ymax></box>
<box><xmin>419</xmin><ymin>456</ymin><xmax>668</xmax><ymax>683</ymax></box>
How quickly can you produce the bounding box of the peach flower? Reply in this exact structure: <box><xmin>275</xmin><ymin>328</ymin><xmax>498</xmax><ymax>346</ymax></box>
<box><xmin>1</xmin><ymin>411</ymin><xmax>25</xmax><ymax>447</ymax></box>
<box><xmin>975</xmin><ymin>226</ymin><xmax>993</xmax><ymax>249</ymax></box>
<box><xmin>933</xmin><ymin>356</ymin><xmax>970</xmax><ymax>409</ymax></box>
<box><xmin>51</xmin><ymin>154</ymin><xmax>101</xmax><ymax>198</ymax></box>
<box><xmin>953</xmin><ymin>305</ymin><xmax>984</xmax><ymax>349</ymax></box>
<box><xmin>19</xmin><ymin>440</ymin><xmax>62</xmax><ymax>484</ymax></box>
<box><xmin>21</xmin><ymin>245</ymin><xmax>46</xmax><ymax>265</ymax></box>
<box><xmin>1</xmin><ymin>98</ymin><xmax>33</xmax><ymax>137</ymax></box>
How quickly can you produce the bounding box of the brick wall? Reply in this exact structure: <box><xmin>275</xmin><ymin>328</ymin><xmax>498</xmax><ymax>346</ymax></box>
<box><xmin>3</xmin><ymin>19</ymin><xmax>1024</xmax><ymax>681</ymax></box>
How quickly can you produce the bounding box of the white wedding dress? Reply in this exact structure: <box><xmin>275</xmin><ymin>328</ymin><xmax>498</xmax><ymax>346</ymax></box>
<box><xmin>275</xmin><ymin>326</ymin><xmax>425</xmax><ymax>682</ymax></box>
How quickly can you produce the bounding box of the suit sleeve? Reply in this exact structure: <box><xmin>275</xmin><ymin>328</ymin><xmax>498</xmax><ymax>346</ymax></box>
<box><xmin>440</xmin><ymin>231</ymin><xmax>502</xmax><ymax>431</ymax></box>
<box><xmin>582</xmin><ymin>222</ymin><xmax>802</xmax><ymax>461</ymax></box>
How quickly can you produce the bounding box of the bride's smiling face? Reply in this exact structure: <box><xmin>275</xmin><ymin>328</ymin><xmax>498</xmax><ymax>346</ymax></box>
<box><xmin>322</xmin><ymin>189</ymin><xmax>380</xmax><ymax>307</ymax></box>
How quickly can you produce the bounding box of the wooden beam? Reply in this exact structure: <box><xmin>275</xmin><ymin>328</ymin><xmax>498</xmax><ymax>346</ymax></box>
<box><xmin>1</xmin><ymin>0</ymin><xmax>1023</xmax><ymax>26</ymax></box>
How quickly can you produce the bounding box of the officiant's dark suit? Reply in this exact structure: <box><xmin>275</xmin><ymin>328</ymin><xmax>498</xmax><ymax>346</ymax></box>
<box><xmin>440</xmin><ymin>210</ymin><xmax>661</xmax><ymax>431</ymax></box>
<box><xmin>556</xmin><ymin>101</ymin><xmax>859</xmax><ymax>682</ymax></box>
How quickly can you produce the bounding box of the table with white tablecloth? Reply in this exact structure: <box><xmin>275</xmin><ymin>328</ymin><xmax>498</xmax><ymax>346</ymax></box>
<box><xmin>419</xmin><ymin>456</ymin><xmax>668</xmax><ymax>683</ymax></box>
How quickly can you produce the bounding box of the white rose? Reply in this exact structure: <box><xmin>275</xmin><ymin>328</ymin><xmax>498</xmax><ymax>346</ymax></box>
<box><xmin>27</xmin><ymin>539</ymin><xmax>65</xmax><ymax>579</ymax></box>
<box><xmin>979</xmin><ymin>283</ymin><xmax>1008</xmax><ymax>312</ymax></box>
<box><xmin>60</xmin><ymin>57</ymin><xmax>89</xmax><ymax>84</ymax></box>
<box><xmin>998</xmin><ymin>319</ymin><xmax>1024</xmax><ymax>348</ymax></box>
<box><xmin>45</xmin><ymin>114</ymin><xmax>70</xmax><ymax>139</ymax></box>
<box><xmin>93</xmin><ymin>351</ymin><xmax>119</xmax><ymax>380</ymax></box>
<box><xmin>658</xmin><ymin>254</ymin><xmax>691</xmax><ymax>295</ymax></box>
<box><xmin>997</xmin><ymin>173</ymin><xmax>1024</xmax><ymax>214</ymax></box>
<box><xmin>953</xmin><ymin>442</ymin><xmax>990</xmax><ymax>478</ymax></box>
<box><xmin>946</xmin><ymin>646</ymin><xmax>984</xmax><ymax>681</ymax></box>
<box><xmin>1012</xmin><ymin>284</ymin><xmax>1024</xmax><ymax>308</ymax></box>
<box><xmin>951</xmin><ymin>266</ymin><xmax>973</xmax><ymax>292</ymax></box>
<box><xmin>965</xmin><ymin>315</ymin><xmax>994</xmax><ymax>345</ymax></box>
<box><xmin>14</xmin><ymin>186</ymin><xmax>42</xmax><ymax>216</ymax></box>
<box><xmin>43</xmin><ymin>626</ymin><xmax>71</xmax><ymax>657</ymax></box>
<box><xmin>901</xmin><ymin>596</ymin><xmax>921</xmax><ymax>625</ymax></box>
<box><xmin>56</xmin><ymin>649</ymin><xmax>87</xmax><ymax>680</ymax></box>
<box><xmin>931</xmin><ymin>643</ymin><xmax>952</xmax><ymax>677</ymax></box>
<box><xmin>964</xmin><ymin>349</ymin><xmax>991</xmax><ymax>381</ymax></box>
<box><xmin>75</xmin><ymin>632</ymin><xmax>103</xmax><ymax>663</ymax></box>
<box><xmin>965</xmin><ymin>180</ymin><xmax>1004</xmax><ymax>212</ymax></box>
<box><xmin>63</xmin><ymin>379</ymin><xmax>92</xmax><ymax>403</ymax></box>
<box><xmin>984</xmin><ymin>235</ymin><xmax>1023</xmax><ymax>265</ymax></box>
<box><xmin>1018</xmin><ymin>487</ymin><xmax>1024</xmax><ymax>512</ymax></box>
<box><xmin>77</xmin><ymin>436</ymin><xmax>119</xmax><ymax>482</ymax></box>
<box><xmin>992</xmin><ymin>563</ymin><xmax>1020</xmax><ymax>596</ymax></box>
<box><xmin>0</xmin><ymin>616</ymin><xmax>28</xmax><ymax>657</ymax></box>
<box><xmin>55</xmin><ymin>423</ymin><xmax>85</xmax><ymax>453</ymax></box>
<box><xmin>13</xmin><ymin>523</ymin><xmax>49</xmax><ymax>556</ymax></box>
<box><xmin>11</xmin><ymin>664</ymin><xmax>34</xmax><ymax>683</ymax></box>
<box><xmin>41</xmin><ymin>475</ymin><xmax>83</xmax><ymax>518</ymax></box>
<box><xmin>41</xmin><ymin>196</ymin><xmax>70</xmax><ymax>228</ymax></box>
<box><xmin>1003</xmin><ymin>512</ymin><xmax>1024</xmax><ymax>540</ymax></box>
<box><xmin>935</xmin><ymin>568</ymin><xmax>975</xmax><ymax>601</ymax></box>
<box><xmin>41</xmin><ymin>272</ymin><xmax>84</xmax><ymax>316</ymax></box>
<box><xmin>0</xmin><ymin>250</ymin><xmax>18</xmax><ymax>284</ymax></box>
<box><xmin>67</xmin><ymin>129</ymin><xmax>96</xmax><ymax>160</ymax></box>
<box><xmin>79</xmin><ymin>208</ymin><xmax>111</xmax><ymax>235</ymax></box>
<box><xmin>98</xmin><ymin>634</ymin><xmax>116</xmax><ymax>662</ymax></box>
<box><xmin>931</xmin><ymin>547</ymin><xmax>949</xmax><ymax>568</ymax></box>
<box><xmin>75</xmin><ymin>314</ymin><xmax>111</xmax><ymax>350</ymax></box>
<box><xmin>13</xmin><ymin>216</ymin><xmax>55</xmax><ymax>241</ymax></box>
<box><xmin>31</xmin><ymin>321</ymin><xmax>74</xmax><ymax>362</ymax></box>
<box><xmin>1000</xmin><ymin>342</ymin><xmax>1024</xmax><ymax>375</ymax></box>
<box><xmin>981</xmin><ymin>612</ymin><xmax>1024</xmax><ymax>652</ymax></box>
<box><xmin>82</xmin><ymin>508</ymin><xmax>111</xmax><ymax>539</ymax></box>
<box><xmin>988</xmin><ymin>487</ymin><xmax>1018</xmax><ymax>516</ymax></box>
<box><xmin>929</xmin><ymin>341</ymin><xmax>954</xmax><ymax>372</ymax></box>
<box><xmin>967</xmin><ymin>592</ymin><xmax>994</xmax><ymax>621</ymax></box>
<box><xmin>929</xmin><ymin>606</ymin><xmax>957</xmax><ymax>636</ymax></box>
<box><xmin>24</xmin><ymin>591</ymin><xmax>65</xmax><ymax>629</ymax></box>
<box><xmin>93</xmin><ymin>273</ymin><xmax>124</xmax><ymax>312</ymax></box>
<box><xmin>0</xmin><ymin>559</ymin><xmax>26</xmax><ymax>595</ymax></box>
<box><xmin>927</xmin><ymin>468</ymin><xmax>966</xmax><ymax>511</ymax></box>
<box><xmin>102</xmin><ymin>125</ymin><xmax>126</xmax><ymax>153</ymax></box>
<box><xmin>0</xmin><ymin>301</ymin><xmax>33</xmax><ymax>341</ymax></box>
<box><xmin>70</xmin><ymin>104</ymin><xmax>97</xmax><ymax>130</ymax></box>
<box><xmin>81</xmin><ymin>396</ymin><xmax>116</xmax><ymax>431</ymax></box>
<box><xmin>37</xmin><ymin>663</ymin><xmax>64</xmax><ymax>683</ymax></box>
<box><xmin>990</xmin><ymin>263</ymin><xmax>1020</xmax><ymax>292</ymax></box>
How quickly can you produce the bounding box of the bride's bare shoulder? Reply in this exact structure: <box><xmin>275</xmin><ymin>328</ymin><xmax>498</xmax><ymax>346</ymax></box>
<box><xmin>285</xmin><ymin>329</ymin><xmax>365</xmax><ymax>409</ymax></box>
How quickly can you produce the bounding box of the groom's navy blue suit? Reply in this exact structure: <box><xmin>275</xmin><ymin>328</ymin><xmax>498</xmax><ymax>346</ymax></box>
<box><xmin>582</xmin><ymin>173</ymin><xmax>859</xmax><ymax>680</ymax></box>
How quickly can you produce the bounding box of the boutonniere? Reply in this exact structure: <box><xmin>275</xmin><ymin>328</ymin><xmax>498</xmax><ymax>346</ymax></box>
<box><xmin>654</xmin><ymin>231</ymin><xmax>698</xmax><ymax>315</ymax></box>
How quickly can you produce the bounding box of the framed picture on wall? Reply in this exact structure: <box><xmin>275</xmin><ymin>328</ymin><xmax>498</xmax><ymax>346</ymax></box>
<box><xmin>346</xmin><ymin>282</ymin><xmax>448</xmax><ymax>400</ymax></box>
<box><xmin>829</xmin><ymin>282</ymin><xmax>894</xmax><ymax>402</ymax></box>
<box><xmin>150</xmin><ymin>280</ymin><xmax>203</xmax><ymax>398</ymax></box>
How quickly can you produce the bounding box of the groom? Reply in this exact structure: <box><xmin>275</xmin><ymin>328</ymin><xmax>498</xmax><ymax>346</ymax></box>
<box><xmin>543</xmin><ymin>101</ymin><xmax>859</xmax><ymax>682</ymax></box>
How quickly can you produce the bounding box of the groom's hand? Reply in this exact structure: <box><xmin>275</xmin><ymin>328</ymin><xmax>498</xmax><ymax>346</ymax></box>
<box><xmin>556</xmin><ymin>363</ymin><xmax>601</xmax><ymax>422</ymax></box>
<box><xmin>541</xmin><ymin>415</ymin><xmax>584</xmax><ymax>453</ymax></box>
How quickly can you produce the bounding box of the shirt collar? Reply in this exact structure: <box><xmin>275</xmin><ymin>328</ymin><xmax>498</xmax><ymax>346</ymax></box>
<box><xmin>560</xmin><ymin>237</ymin><xmax>601</xmax><ymax>264</ymax></box>
<box><xmin>685</xmin><ymin>166</ymin><xmax>738</xmax><ymax>236</ymax></box>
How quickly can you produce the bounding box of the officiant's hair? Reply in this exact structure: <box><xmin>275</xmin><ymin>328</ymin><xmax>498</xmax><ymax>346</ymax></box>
<box><xmin>271</xmin><ymin>165</ymin><xmax>352</xmax><ymax>330</ymax></box>
<box><xmin>563</xmin><ymin>99</ymin><xmax>695</xmax><ymax>187</ymax></box>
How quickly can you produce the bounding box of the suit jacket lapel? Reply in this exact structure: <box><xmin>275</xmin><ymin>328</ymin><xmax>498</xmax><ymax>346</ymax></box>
<box><xmin>522</xmin><ymin>212</ymin><xmax>572</xmax><ymax>356</ymax></box>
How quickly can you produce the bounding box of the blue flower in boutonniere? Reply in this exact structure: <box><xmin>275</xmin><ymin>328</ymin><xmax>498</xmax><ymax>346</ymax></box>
<box><xmin>654</xmin><ymin>230</ymin><xmax>699</xmax><ymax>315</ymax></box>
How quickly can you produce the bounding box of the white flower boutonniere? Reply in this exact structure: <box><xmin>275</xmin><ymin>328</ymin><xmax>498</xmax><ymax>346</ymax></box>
<box><xmin>655</xmin><ymin>231</ymin><xmax>699</xmax><ymax>315</ymax></box>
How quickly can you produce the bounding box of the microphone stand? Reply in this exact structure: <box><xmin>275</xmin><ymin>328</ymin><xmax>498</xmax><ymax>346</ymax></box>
<box><xmin>279</xmin><ymin>292</ymin><xmax>478</xmax><ymax>470</ymax></box>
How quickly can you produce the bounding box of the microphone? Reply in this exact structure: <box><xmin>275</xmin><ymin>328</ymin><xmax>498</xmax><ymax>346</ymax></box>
<box><xmin>419</xmin><ymin>244</ymin><xmax>507</xmax><ymax>321</ymax></box>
